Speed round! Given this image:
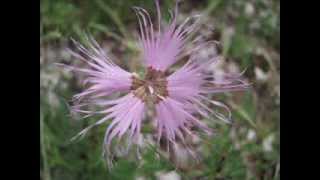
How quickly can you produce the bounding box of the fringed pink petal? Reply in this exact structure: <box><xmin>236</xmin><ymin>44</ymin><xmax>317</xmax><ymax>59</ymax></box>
<box><xmin>135</xmin><ymin>1</ymin><xmax>201</xmax><ymax>71</ymax></box>
<box><xmin>101</xmin><ymin>93</ymin><xmax>145</xmax><ymax>167</ymax></box>
<box><xmin>59</xmin><ymin>36</ymin><xmax>133</xmax><ymax>106</ymax></box>
<box><xmin>166</xmin><ymin>41</ymin><xmax>249</xmax><ymax>124</ymax></box>
<box><xmin>155</xmin><ymin>97</ymin><xmax>212</xmax><ymax>145</ymax></box>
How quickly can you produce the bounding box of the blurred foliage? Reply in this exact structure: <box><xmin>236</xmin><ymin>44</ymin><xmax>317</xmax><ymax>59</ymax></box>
<box><xmin>40</xmin><ymin>0</ymin><xmax>279</xmax><ymax>179</ymax></box>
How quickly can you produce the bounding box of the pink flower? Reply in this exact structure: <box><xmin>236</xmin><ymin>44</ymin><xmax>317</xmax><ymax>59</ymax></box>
<box><xmin>61</xmin><ymin>0</ymin><xmax>250</xmax><ymax>166</ymax></box>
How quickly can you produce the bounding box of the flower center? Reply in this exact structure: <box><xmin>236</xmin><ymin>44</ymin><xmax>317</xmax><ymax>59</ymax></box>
<box><xmin>131</xmin><ymin>67</ymin><xmax>168</xmax><ymax>104</ymax></box>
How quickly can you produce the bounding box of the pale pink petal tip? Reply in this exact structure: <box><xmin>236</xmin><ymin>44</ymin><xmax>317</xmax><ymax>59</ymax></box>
<box><xmin>135</xmin><ymin>1</ymin><xmax>201</xmax><ymax>71</ymax></box>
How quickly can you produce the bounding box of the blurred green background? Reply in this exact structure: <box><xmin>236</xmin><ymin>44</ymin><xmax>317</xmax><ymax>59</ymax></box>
<box><xmin>40</xmin><ymin>0</ymin><xmax>279</xmax><ymax>179</ymax></box>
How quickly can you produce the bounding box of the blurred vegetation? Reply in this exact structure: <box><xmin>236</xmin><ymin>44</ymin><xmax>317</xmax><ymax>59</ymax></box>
<box><xmin>40</xmin><ymin>0</ymin><xmax>279</xmax><ymax>179</ymax></box>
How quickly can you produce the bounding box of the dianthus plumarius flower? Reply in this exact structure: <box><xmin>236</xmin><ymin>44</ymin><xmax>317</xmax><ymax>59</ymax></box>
<box><xmin>60</xmin><ymin>0</ymin><xmax>250</xmax><ymax>166</ymax></box>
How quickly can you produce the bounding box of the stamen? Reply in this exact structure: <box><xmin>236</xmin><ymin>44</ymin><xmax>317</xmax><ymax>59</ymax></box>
<box><xmin>131</xmin><ymin>67</ymin><xmax>169</xmax><ymax>104</ymax></box>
